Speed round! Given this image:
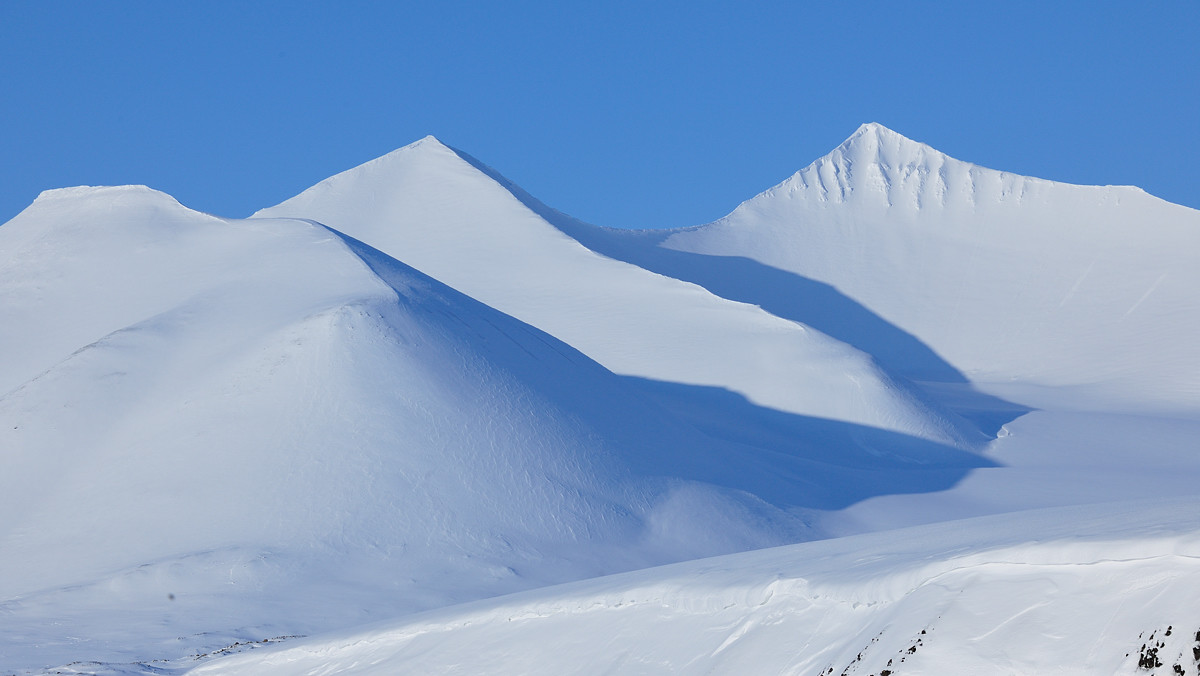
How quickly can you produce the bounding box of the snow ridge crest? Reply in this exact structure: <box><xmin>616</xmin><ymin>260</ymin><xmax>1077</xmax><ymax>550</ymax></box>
<box><xmin>778</xmin><ymin>123</ymin><xmax>1041</xmax><ymax>211</ymax></box>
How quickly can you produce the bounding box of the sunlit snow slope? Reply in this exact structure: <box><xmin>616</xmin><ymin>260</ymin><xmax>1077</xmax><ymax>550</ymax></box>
<box><xmin>660</xmin><ymin>123</ymin><xmax>1200</xmax><ymax>412</ymax></box>
<box><xmin>254</xmin><ymin>137</ymin><xmax>973</xmax><ymax>448</ymax></box>
<box><xmin>0</xmin><ymin>186</ymin><xmax>810</xmax><ymax>672</ymax></box>
<box><xmin>4</xmin><ymin>123</ymin><xmax>1199</xmax><ymax>675</ymax></box>
<box><xmin>196</xmin><ymin>499</ymin><xmax>1200</xmax><ymax>676</ymax></box>
<box><xmin>561</xmin><ymin>123</ymin><xmax>1200</xmax><ymax>535</ymax></box>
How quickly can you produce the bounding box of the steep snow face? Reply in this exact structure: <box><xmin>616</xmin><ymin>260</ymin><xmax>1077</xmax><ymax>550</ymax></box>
<box><xmin>0</xmin><ymin>187</ymin><xmax>817</xmax><ymax>670</ymax></box>
<box><xmin>663</xmin><ymin>123</ymin><xmax>1200</xmax><ymax>411</ymax></box>
<box><xmin>254</xmin><ymin>137</ymin><xmax>974</xmax><ymax>447</ymax></box>
<box><xmin>194</xmin><ymin>499</ymin><xmax>1200</xmax><ymax>676</ymax></box>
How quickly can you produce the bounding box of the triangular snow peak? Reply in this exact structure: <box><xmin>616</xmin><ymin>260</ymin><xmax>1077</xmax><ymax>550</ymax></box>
<box><xmin>663</xmin><ymin>124</ymin><xmax>1200</xmax><ymax>410</ymax></box>
<box><xmin>256</xmin><ymin>139</ymin><xmax>974</xmax><ymax>445</ymax></box>
<box><xmin>776</xmin><ymin>122</ymin><xmax>988</xmax><ymax>209</ymax></box>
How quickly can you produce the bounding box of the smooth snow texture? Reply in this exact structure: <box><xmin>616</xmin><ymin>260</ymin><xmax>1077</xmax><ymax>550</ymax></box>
<box><xmin>4</xmin><ymin>124</ymin><xmax>1199</xmax><ymax>674</ymax></box>
<box><xmin>660</xmin><ymin>123</ymin><xmax>1200</xmax><ymax>412</ymax></box>
<box><xmin>0</xmin><ymin>186</ymin><xmax>811</xmax><ymax>672</ymax></box>
<box><xmin>193</xmin><ymin>499</ymin><xmax>1200</xmax><ymax>676</ymax></box>
<box><xmin>556</xmin><ymin>124</ymin><xmax>1200</xmax><ymax>536</ymax></box>
<box><xmin>253</xmin><ymin>137</ymin><xmax>973</xmax><ymax>447</ymax></box>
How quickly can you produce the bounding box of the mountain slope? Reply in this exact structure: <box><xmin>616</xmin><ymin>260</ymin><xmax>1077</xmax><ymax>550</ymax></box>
<box><xmin>659</xmin><ymin>123</ymin><xmax>1200</xmax><ymax>412</ymax></box>
<box><xmin>0</xmin><ymin>186</ymin><xmax>815</xmax><ymax>671</ymax></box>
<box><xmin>555</xmin><ymin>123</ymin><xmax>1200</xmax><ymax>537</ymax></box>
<box><xmin>6</xmin><ymin>126</ymin><xmax>1199</xmax><ymax>675</ymax></box>
<box><xmin>253</xmin><ymin>137</ymin><xmax>977</xmax><ymax>449</ymax></box>
<box><xmin>194</xmin><ymin>498</ymin><xmax>1200</xmax><ymax>676</ymax></box>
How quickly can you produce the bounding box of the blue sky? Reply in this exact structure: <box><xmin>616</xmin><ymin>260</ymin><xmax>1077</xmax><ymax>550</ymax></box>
<box><xmin>3</xmin><ymin>2</ymin><xmax>1197</xmax><ymax>228</ymax></box>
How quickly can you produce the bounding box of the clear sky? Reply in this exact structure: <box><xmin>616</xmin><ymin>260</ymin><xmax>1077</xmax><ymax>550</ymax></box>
<box><xmin>2</xmin><ymin>1</ymin><xmax>1197</xmax><ymax>229</ymax></box>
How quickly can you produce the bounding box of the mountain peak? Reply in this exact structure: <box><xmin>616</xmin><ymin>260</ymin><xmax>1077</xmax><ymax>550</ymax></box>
<box><xmin>760</xmin><ymin>123</ymin><xmax>1035</xmax><ymax>211</ymax></box>
<box><xmin>837</xmin><ymin>122</ymin><xmax>931</xmax><ymax>156</ymax></box>
<box><xmin>848</xmin><ymin>121</ymin><xmax>903</xmax><ymax>141</ymax></box>
<box><xmin>252</xmin><ymin>134</ymin><xmax>494</xmax><ymax>222</ymax></box>
<box><xmin>9</xmin><ymin>184</ymin><xmax>217</xmax><ymax>234</ymax></box>
<box><xmin>409</xmin><ymin>134</ymin><xmax>451</xmax><ymax>150</ymax></box>
<box><xmin>834</xmin><ymin>123</ymin><xmax>947</xmax><ymax>173</ymax></box>
<box><xmin>357</xmin><ymin>134</ymin><xmax>459</xmax><ymax>169</ymax></box>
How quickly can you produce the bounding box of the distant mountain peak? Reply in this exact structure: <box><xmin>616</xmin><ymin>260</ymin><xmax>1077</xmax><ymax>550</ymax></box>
<box><xmin>751</xmin><ymin>123</ymin><xmax>1060</xmax><ymax>211</ymax></box>
<box><xmin>780</xmin><ymin>124</ymin><xmax>955</xmax><ymax>208</ymax></box>
<box><xmin>846</xmin><ymin>121</ymin><xmax>907</xmax><ymax>143</ymax></box>
<box><xmin>394</xmin><ymin>134</ymin><xmax>453</xmax><ymax>155</ymax></box>
<box><xmin>837</xmin><ymin>122</ymin><xmax>938</xmax><ymax>161</ymax></box>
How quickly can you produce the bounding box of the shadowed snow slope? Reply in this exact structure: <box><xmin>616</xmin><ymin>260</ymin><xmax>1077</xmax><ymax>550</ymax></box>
<box><xmin>253</xmin><ymin>137</ymin><xmax>975</xmax><ymax>448</ymax></box>
<box><xmin>0</xmin><ymin>186</ymin><xmax>823</xmax><ymax>671</ymax></box>
<box><xmin>660</xmin><ymin>123</ymin><xmax>1200</xmax><ymax>413</ymax></box>
<box><xmin>557</xmin><ymin>124</ymin><xmax>1200</xmax><ymax>537</ymax></box>
<box><xmin>194</xmin><ymin>498</ymin><xmax>1200</xmax><ymax>676</ymax></box>
<box><xmin>6</xmin><ymin>125</ymin><xmax>1200</xmax><ymax>675</ymax></box>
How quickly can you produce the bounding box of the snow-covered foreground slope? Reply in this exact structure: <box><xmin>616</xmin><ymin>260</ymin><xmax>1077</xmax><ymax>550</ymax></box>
<box><xmin>0</xmin><ymin>187</ymin><xmax>819</xmax><ymax>672</ymax></box>
<box><xmin>195</xmin><ymin>499</ymin><xmax>1200</xmax><ymax>676</ymax></box>
<box><xmin>253</xmin><ymin>137</ymin><xmax>974</xmax><ymax>449</ymax></box>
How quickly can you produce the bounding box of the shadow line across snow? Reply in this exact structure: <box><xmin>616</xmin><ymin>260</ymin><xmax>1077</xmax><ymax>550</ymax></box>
<box><xmin>618</xmin><ymin>376</ymin><xmax>1000</xmax><ymax>512</ymax></box>
<box><xmin>425</xmin><ymin>146</ymin><xmax>1032</xmax><ymax>512</ymax></box>
<box><xmin>566</xmin><ymin>229</ymin><xmax>1031</xmax><ymax>437</ymax></box>
<box><xmin>325</xmin><ymin>219</ymin><xmax>1001</xmax><ymax>514</ymax></box>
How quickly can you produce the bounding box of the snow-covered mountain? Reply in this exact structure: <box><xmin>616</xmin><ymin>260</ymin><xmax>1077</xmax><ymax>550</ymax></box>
<box><xmin>253</xmin><ymin>136</ymin><xmax>975</xmax><ymax>449</ymax></box>
<box><xmin>657</xmin><ymin>123</ymin><xmax>1200</xmax><ymax>412</ymax></box>
<box><xmin>0</xmin><ymin>185</ymin><xmax>809</xmax><ymax>671</ymax></box>
<box><xmin>2</xmin><ymin>124</ymin><xmax>1198</xmax><ymax>675</ymax></box>
<box><xmin>557</xmin><ymin>123</ymin><xmax>1200</xmax><ymax>535</ymax></box>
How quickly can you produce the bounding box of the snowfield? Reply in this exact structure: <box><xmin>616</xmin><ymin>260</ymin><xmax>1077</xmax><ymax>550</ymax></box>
<box><xmin>1</xmin><ymin>124</ymin><xmax>1198</xmax><ymax>675</ymax></box>
<box><xmin>192</xmin><ymin>500</ymin><xmax>1200</xmax><ymax>676</ymax></box>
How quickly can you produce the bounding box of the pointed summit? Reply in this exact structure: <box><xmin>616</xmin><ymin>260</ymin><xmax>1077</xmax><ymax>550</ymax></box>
<box><xmin>841</xmin><ymin>121</ymin><xmax>913</xmax><ymax>147</ymax></box>
<box><xmin>835</xmin><ymin>122</ymin><xmax>943</xmax><ymax>165</ymax></box>
<box><xmin>663</xmin><ymin>123</ymin><xmax>1200</xmax><ymax>412</ymax></box>
<box><xmin>768</xmin><ymin>123</ymin><xmax>970</xmax><ymax>210</ymax></box>
<box><xmin>721</xmin><ymin>122</ymin><xmax>1160</xmax><ymax>218</ymax></box>
<box><xmin>256</xmin><ymin>138</ymin><xmax>973</xmax><ymax>446</ymax></box>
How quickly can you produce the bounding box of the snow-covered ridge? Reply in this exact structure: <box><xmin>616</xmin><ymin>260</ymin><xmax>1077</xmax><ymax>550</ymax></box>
<box><xmin>763</xmin><ymin>122</ymin><xmax>1145</xmax><ymax>211</ymax></box>
<box><xmin>0</xmin><ymin>185</ymin><xmax>820</xmax><ymax>672</ymax></box>
<box><xmin>4</xmin><ymin>124</ymin><xmax>1200</xmax><ymax>674</ymax></box>
<box><xmin>658</xmin><ymin>124</ymin><xmax>1200</xmax><ymax>413</ymax></box>
<box><xmin>255</xmin><ymin>132</ymin><xmax>979</xmax><ymax>447</ymax></box>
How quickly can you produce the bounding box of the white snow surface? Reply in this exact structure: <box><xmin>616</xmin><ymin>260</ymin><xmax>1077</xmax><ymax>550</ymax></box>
<box><xmin>195</xmin><ymin>499</ymin><xmax>1200</xmax><ymax>676</ymax></box>
<box><xmin>253</xmin><ymin>136</ymin><xmax>971</xmax><ymax>447</ymax></box>
<box><xmin>661</xmin><ymin>123</ymin><xmax>1200</xmax><ymax>412</ymax></box>
<box><xmin>0</xmin><ymin>186</ymin><xmax>810</xmax><ymax>672</ymax></box>
<box><xmin>560</xmin><ymin>123</ymin><xmax>1200</xmax><ymax>540</ymax></box>
<box><xmin>3</xmin><ymin>124</ymin><xmax>1199</xmax><ymax>674</ymax></box>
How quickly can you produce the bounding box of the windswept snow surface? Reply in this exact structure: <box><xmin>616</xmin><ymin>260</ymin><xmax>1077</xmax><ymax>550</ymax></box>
<box><xmin>253</xmin><ymin>136</ymin><xmax>974</xmax><ymax>449</ymax></box>
<box><xmin>561</xmin><ymin>123</ymin><xmax>1200</xmax><ymax>536</ymax></box>
<box><xmin>659</xmin><ymin>123</ymin><xmax>1200</xmax><ymax>412</ymax></box>
<box><xmin>195</xmin><ymin>499</ymin><xmax>1200</xmax><ymax>676</ymax></box>
<box><xmin>0</xmin><ymin>186</ymin><xmax>811</xmax><ymax>673</ymax></box>
<box><xmin>4</xmin><ymin>125</ymin><xmax>1200</xmax><ymax>674</ymax></box>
